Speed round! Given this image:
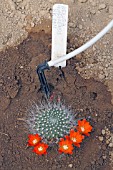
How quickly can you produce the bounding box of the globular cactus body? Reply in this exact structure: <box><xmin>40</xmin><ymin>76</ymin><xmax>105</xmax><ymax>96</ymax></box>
<box><xmin>28</xmin><ymin>102</ymin><xmax>75</xmax><ymax>143</ymax></box>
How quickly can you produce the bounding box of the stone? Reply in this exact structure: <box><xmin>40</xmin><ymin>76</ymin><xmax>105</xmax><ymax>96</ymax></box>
<box><xmin>102</xmin><ymin>155</ymin><xmax>106</xmax><ymax>159</ymax></box>
<box><xmin>102</xmin><ymin>129</ymin><xmax>106</xmax><ymax>135</ymax></box>
<box><xmin>76</xmin><ymin>54</ymin><xmax>82</xmax><ymax>61</ymax></box>
<box><xmin>109</xmin><ymin>143</ymin><xmax>113</xmax><ymax>147</ymax></box>
<box><xmin>99</xmin><ymin>4</ymin><xmax>106</xmax><ymax>10</ymax></box>
<box><xmin>99</xmin><ymin>136</ymin><xmax>104</xmax><ymax>141</ymax></box>
<box><xmin>68</xmin><ymin>164</ymin><xmax>73</xmax><ymax>168</ymax></box>
<box><xmin>106</xmin><ymin>139</ymin><xmax>110</xmax><ymax>144</ymax></box>
<box><xmin>105</xmin><ymin>64</ymin><xmax>109</xmax><ymax>67</ymax></box>
<box><xmin>20</xmin><ymin>65</ymin><xmax>24</xmax><ymax>68</ymax></box>
<box><xmin>69</xmin><ymin>22</ymin><xmax>74</xmax><ymax>27</ymax></box>
<box><xmin>98</xmin><ymin>74</ymin><xmax>105</xmax><ymax>80</ymax></box>
<box><xmin>31</xmin><ymin>22</ymin><xmax>35</xmax><ymax>27</ymax></box>
<box><xmin>78</xmin><ymin>24</ymin><xmax>83</xmax><ymax>29</ymax></box>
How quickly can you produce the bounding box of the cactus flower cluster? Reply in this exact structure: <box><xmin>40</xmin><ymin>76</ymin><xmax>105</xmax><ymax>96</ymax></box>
<box><xmin>58</xmin><ymin>119</ymin><xmax>92</xmax><ymax>154</ymax></box>
<box><xmin>27</xmin><ymin>119</ymin><xmax>92</xmax><ymax>155</ymax></box>
<box><xmin>27</xmin><ymin>95</ymin><xmax>92</xmax><ymax>155</ymax></box>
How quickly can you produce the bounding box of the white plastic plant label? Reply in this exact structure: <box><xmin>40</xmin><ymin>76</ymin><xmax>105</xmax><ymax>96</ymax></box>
<box><xmin>51</xmin><ymin>4</ymin><xmax>68</xmax><ymax>67</ymax></box>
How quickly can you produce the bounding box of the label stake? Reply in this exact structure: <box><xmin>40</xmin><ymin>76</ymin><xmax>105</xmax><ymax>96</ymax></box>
<box><xmin>51</xmin><ymin>4</ymin><xmax>68</xmax><ymax>67</ymax></box>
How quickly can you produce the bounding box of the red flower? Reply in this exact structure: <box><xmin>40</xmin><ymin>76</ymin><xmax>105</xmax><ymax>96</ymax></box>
<box><xmin>28</xmin><ymin>134</ymin><xmax>41</xmax><ymax>146</ymax></box>
<box><xmin>33</xmin><ymin>143</ymin><xmax>48</xmax><ymax>155</ymax></box>
<box><xmin>58</xmin><ymin>138</ymin><xmax>74</xmax><ymax>154</ymax></box>
<box><xmin>69</xmin><ymin>130</ymin><xmax>84</xmax><ymax>147</ymax></box>
<box><xmin>77</xmin><ymin>119</ymin><xmax>93</xmax><ymax>136</ymax></box>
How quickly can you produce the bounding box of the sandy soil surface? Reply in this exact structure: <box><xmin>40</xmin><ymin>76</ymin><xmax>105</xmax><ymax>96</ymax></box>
<box><xmin>0</xmin><ymin>0</ymin><xmax>113</xmax><ymax>169</ymax></box>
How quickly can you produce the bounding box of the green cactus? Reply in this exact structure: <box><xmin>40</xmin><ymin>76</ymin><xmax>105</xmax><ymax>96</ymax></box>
<box><xmin>28</xmin><ymin>102</ymin><xmax>76</xmax><ymax>143</ymax></box>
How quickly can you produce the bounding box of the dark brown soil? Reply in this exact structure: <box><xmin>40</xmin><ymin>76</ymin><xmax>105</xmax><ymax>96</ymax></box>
<box><xmin>0</xmin><ymin>30</ymin><xmax>113</xmax><ymax>170</ymax></box>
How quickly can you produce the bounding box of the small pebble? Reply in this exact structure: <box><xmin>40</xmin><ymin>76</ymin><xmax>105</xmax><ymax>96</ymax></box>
<box><xmin>106</xmin><ymin>130</ymin><xmax>110</xmax><ymax>136</ymax></box>
<box><xmin>106</xmin><ymin>140</ymin><xmax>110</xmax><ymax>144</ymax></box>
<box><xmin>69</xmin><ymin>22</ymin><xmax>74</xmax><ymax>27</ymax></box>
<box><xmin>76</xmin><ymin>54</ymin><xmax>82</xmax><ymax>61</ymax></box>
<box><xmin>68</xmin><ymin>164</ymin><xmax>73</xmax><ymax>168</ymax></box>
<box><xmin>109</xmin><ymin>143</ymin><xmax>113</xmax><ymax>148</ymax></box>
<box><xmin>99</xmin><ymin>136</ymin><xmax>104</xmax><ymax>141</ymax></box>
<box><xmin>99</xmin><ymin>4</ymin><xmax>106</xmax><ymax>10</ymax></box>
<box><xmin>105</xmin><ymin>64</ymin><xmax>109</xmax><ymax>68</ymax></box>
<box><xmin>102</xmin><ymin>155</ymin><xmax>106</xmax><ymax>159</ymax></box>
<box><xmin>78</xmin><ymin>24</ymin><xmax>83</xmax><ymax>29</ymax></box>
<box><xmin>98</xmin><ymin>74</ymin><xmax>105</xmax><ymax>79</ymax></box>
<box><xmin>31</xmin><ymin>22</ymin><xmax>35</xmax><ymax>27</ymax></box>
<box><xmin>102</xmin><ymin>129</ymin><xmax>106</xmax><ymax>135</ymax></box>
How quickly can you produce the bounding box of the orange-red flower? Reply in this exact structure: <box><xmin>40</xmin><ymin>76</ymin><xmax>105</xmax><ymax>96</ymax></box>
<box><xmin>69</xmin><ymin>129</ymin><xmax>84</xmax><ymax>147</ymax></box>
<box><xmin>58</xmin><ymin>138</ymin><xmax>74</xmax><ymax>154</ymax></box>
<box><xmin>28</xmin><ymin>134</ymin><xmax>41</xmax><ymax>146</ymax></box>
<box><xmin>33</xmin><ymin>143</ymin><xmax>48</xmax><ymax>155</ymax></box>
<box><xmin>77</xmin><ymin>119</ymin><xmax>92</xmax><ymax>136</ymax></box>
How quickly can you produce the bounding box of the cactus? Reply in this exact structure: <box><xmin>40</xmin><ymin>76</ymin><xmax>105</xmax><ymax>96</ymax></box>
<box><xmin>27</xmin><ymin>101</ymin><xmax>76</xmax><ymax>143</ymax></box>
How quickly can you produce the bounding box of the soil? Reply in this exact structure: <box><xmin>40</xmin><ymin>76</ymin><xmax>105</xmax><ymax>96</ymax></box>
<box><xmin>0</xmin><ymin>29</ymin><xmax>113</xmax><ymax>170</ymax></box>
